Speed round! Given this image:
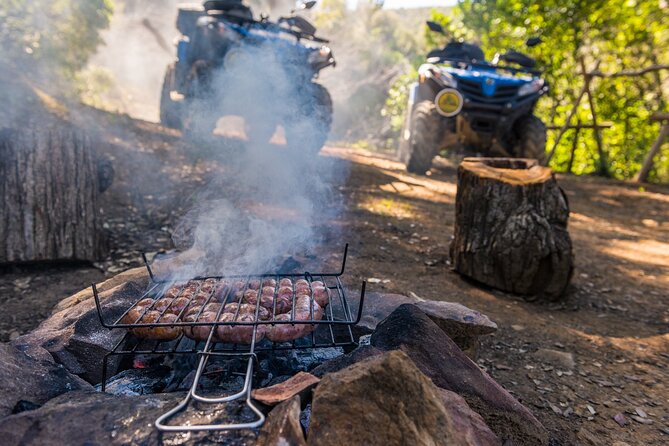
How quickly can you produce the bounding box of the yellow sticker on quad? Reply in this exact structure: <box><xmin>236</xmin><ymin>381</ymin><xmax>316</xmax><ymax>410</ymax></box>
<box><xmin>435</xmin><ymin>89</ymin><xmax>463</xmax><ymax>117</ymax></box>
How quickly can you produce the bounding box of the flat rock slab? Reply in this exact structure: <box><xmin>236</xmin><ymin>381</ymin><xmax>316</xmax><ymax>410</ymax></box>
<box><xmin>52</xmin><ymin>266</ymin><xmax>149</xmax><ymax>314</ymax></box>
<box><xmin>0</xmin><ymin>390</ymin><xmax>258</xmax><ymax>446</ymax></box>
<box><xmin>348</xmin><ymin>292</ymin><xmax>496</xmax><ymax>357</ymax></box>
<box><xmin>533</xmin><ymin>348</ymin><xmax>575</xmax><ymax>370</ymax></box>
<box><xmin>13</xmin><ymin>281</ymin><xmax>146</xmax><ymax>383</ymax></box>
<box><xmin>308</xmin><ymin>350</ymin><xmax>500</xmax><ymax>446</ymax></box>
<box><xmin>370</xmin><ymin>304</ymin><xmax>548</xmax><ymax>446</ymax></box>
<box><xmin>258</xmin><ymin>395</ymin><xmax>306</xmax><ymax>446</ymax></box>
<box><xmin>0</xmin><ymin>343</ymin><xmax>91</xmax><ymax>417</ymax></box>
<box><xmin>311</xmin><ymin>345</ymin><xmax>383</xmax><ymax>378</ymax></box>
<box><xmin>253</xmin><ymin>372</ymin><xmax>320</xmax><ymax>406</ymax></box>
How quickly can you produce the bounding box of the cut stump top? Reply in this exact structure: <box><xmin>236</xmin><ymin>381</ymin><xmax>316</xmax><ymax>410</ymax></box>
<box><xmin>460</xmin><ymin>157</ymin><xmax>553</xmax><ymax>186</ymax></box>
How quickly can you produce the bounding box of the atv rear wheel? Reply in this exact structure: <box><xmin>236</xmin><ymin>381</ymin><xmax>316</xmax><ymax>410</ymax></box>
<box><xmin>514</xmin><ymin>115</ymin><xmax>546</xmax><ymax>163</ymax></box>
<box><xmin>401</xmin><ymin>101</ymin><xmax>441</xmax><ymax>175</ymax></box>
<box><xmin>160</xmin><ymin>63</ymin><xmax>183</xmax><ymax>130</ymax></box>
<box><xmin>285</xmin><ymin>83</ymin><xmax>333</xmax><ymax>154</ymax></box>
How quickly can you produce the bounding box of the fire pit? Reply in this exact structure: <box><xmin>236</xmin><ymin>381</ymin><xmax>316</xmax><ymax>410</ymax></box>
<box><xmin>92</xmin><ymin>244</ymin><xmax>365</xmax><ymax>432</ymax></box>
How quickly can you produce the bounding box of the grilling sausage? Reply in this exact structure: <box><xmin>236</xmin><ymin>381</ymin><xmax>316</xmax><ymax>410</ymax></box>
<box><xmin>266</xmin><ymin>296</ymin><xmax>322</xmax><ymax>342</ymax></box>
<box><xmin>311</xmin><ymin>286</ymin><xmax>330</xmax><ymax>307</ymax></box>
<box><xmin>130</xmin><ymin>311</ymin><xmax>182</xmax><ymax>340</ymax></box>
<box><xmin>216</xmin><ymin>313</ymin><xmax>266</xmax><ymax>344</ymax></box>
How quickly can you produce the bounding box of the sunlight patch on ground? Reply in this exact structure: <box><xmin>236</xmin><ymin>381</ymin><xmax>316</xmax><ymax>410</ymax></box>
<box><xmin>358</xmin><ymin>196</ymin><xmax>417</xmax><ymax>219</ymax></box>
<box><xmin>568</xmin><ymin>328</ymin><xmax>669</xmax><ymax>357</ymax></box>
<box><xmin>601</xmin><ymin>238</ymin><xmax>669</xmax><ymax>269</ymax></box>
<box><xmin>569</xmin><ymin>212</ymin><xmax>643</xmax><ymax>238</ymax></box>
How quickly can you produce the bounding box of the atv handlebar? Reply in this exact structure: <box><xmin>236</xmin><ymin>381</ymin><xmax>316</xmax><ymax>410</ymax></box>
<box><xmin>432</xmin><ymin>57</ymin><xmax>542</xmax><ymax>76</ymax></box>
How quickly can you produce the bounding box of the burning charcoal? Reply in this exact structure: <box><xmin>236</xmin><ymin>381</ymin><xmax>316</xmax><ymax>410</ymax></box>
<box><xmin>279</xmin><ymin>278</ymin><xmax>293</xmax><ymax>288</ymax></box>
<box><xmin>261</xmin><ymin>286</ymin><xmax>276</xmax><ymax>297</ymax></box>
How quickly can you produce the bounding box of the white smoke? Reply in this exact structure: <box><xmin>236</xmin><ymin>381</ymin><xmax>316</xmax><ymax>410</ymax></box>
<box><xmin>165</xmin><ymin>39</ymin><xmax>345</xmax><ymax>278</ymax></box>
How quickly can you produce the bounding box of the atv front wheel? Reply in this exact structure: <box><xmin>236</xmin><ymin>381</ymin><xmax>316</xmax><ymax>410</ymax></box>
<box><xmin>514</xmin><ymin>115</ymin><xmax>546</xmax><ymax>163</ymax></box>
<box><xmin>160</xmin><ymin>63</ymin><xmax>183</xmax><ymax>130</ymax></box>
<box><xmin>402</xmin><ymin>101</ymin><xmax>441</xmax><ymax>175</ymax></box>
<box><xmin>285</xmin><ymin>83</ymin><xmax>333</xmax><ymax>154</ymax></box>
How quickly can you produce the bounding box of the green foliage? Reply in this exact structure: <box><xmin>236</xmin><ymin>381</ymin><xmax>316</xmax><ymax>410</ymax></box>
<box><xmin>0</xmin><ymin>0</ymin><xmax>113</xmax><ymax>79</ymax></box>
<box><xmin>382</xmin><ymin>69</ymin><xmax>417</xmax><ymax>133</ymax></box>
<box><xmin>458</xmin><ymin>0</ymin><xmax>668</xmax><ymax>182</ymax></box>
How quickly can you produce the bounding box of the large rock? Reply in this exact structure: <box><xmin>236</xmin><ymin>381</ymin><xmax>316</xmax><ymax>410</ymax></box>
<box><xmin>349</xmin><ymin>292</ymin><xmax>496</xmax><ymax>358</ymax></box>
<box><xmin>258</xmin><ymin>395</ymin><xmax>307</xmax><ymax>446</ymax></box>
<box><xmin>13</xmin><ymin>280</ymin><xmax>146</xmax><ymax>383</ymax></box>
<box><xmin>0</xmin><ymin>390</ymin><xmax>257</xmax><ymax>446</ymax></box>
<box><xmin>52</xmin><ymin>266</ymin><xmax>149</xmax><ymax>313</ymax></box>
<box><xmin>437</xmin><ymin>389</ymin><xmax>501</xmax><ymax>446</ymax></box>
<box><xmin>370</xmin><ymin>305</ymin><xmax>548</xmax><ymax>446</ymax></box>
<box><xmin>311</xmin><ymin>345</ymin><xmax>383</xmax><ymax>378</ymax></box>
<box><xmin>0</xmin><ymin>343</ymin><xmax>91</xmax><ymax>417</ymax></box>
<box><xmin>308</xmin><ymin>350</ymin><xmax>500</xmax><ymax>446</ymax></box>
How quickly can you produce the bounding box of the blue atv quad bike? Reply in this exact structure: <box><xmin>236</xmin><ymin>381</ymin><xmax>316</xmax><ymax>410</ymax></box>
<box><xmin>160</xmin><ymin>0</ymin><xmax>335</xmax><ymax>152</ymax></box>
<box><xmin>399</xmin><ymin>21</ymin><xmax>549</xmax><ymax>174</ymax></box>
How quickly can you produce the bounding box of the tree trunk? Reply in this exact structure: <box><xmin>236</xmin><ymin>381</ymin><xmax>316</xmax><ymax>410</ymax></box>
<box><xmin>450</xmin><ymin>158</ymin><xmax>573</xmax><ymax>301</ymax></box>
<box><xmin>0</xmin><ymin>123</ymin><xmax>107</xmax><ymax>264</ymax></box>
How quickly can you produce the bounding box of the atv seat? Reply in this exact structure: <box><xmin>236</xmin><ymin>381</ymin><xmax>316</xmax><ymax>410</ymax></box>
<box><xmin>428</xmin><ymin>42</ymin><xmax>485</xmax><ymax>63</ymax></box>
<box><xmin>203</xmin><ymin>0</ymin><xmax>252</xmax><ymax>19</ymax></box>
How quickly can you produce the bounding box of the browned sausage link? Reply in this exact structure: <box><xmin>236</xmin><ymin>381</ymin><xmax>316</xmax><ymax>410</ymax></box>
<box><xmin>218</xmin><ymin>313</ymin><xmax>266</xmax><ymax>344</ymax></box>
<box><xmin>187</xmin><ymin>311</ymin><xmax>220</xmax><ymax>342</ymax></box>
<box><xmin>311</xmin><ymin>286</ymin><xmax>329</xmax><ymax>307</ymax></box>
<box><xmin>129</xmin><ymin>311</ymin><xmax>182</xmax><ymax>340</ymax></box>
<box><xmin>266</xmin><ymin>314</ymin><xmax>306</xmax><ymax>342</ymax></box>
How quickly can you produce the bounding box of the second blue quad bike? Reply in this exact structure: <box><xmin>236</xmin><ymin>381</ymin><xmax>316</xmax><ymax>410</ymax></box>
<box><xmin>399</xmin><ymin>21</ymin><xmax>549</xmax><ymax>174</ymax></box>
<box><xmin>160</xmin><ymin>0</ymin><xmax>336</xmax><ymax>152</ymax></box>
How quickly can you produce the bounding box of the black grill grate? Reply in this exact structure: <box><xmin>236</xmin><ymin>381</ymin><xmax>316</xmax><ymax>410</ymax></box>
<box><xmin>93</xmin><ymin>244</ymin><xmax>365</xmax><ymax>432</ymax></box>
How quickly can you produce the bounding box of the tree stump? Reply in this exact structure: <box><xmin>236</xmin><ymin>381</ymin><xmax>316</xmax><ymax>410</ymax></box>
<box><xmin>450</xmin><ymin>158</ymin><xmax>573</xmax><ymax>301</ymax></box>
<box><xmin>0</xmin><ymin>122</ymin><xmax>108</xmax><ymax>264</ymax></box>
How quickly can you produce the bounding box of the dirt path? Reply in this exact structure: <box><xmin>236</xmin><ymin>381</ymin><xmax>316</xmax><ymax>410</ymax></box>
<box><xmin>1</xmin><ymin>118</ymin><xmax>667</xmax><ymax>445</ymax></box>
<box><xmin>328</xmin><ymin>147</ymin><xmax>669</xmax><ymax>446</ymax></box>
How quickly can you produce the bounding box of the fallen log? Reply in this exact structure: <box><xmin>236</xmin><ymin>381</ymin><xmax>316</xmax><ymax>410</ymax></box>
<box><xmin>450</xmin><ymin>158</ymin><xmax>573</xmax><ymax>301</ymax></box>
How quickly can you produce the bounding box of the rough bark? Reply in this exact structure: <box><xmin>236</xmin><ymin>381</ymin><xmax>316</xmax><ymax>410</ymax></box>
<box><xmin>0</xmin><ymin>123</ymin><xmax>107</xmax><ymax>263</ymax></box>
<box><xmin>450</xmin><ymin>158</ymin><xmax>573</xmax><ymax>301</ymax></box>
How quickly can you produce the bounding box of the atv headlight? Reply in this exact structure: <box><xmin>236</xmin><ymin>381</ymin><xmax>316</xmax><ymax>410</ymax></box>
<box><xmin>308</xmin><ymin>46</ymin><xmax>333</xmax><ymax>66</ymax></box>
<box><xmin>435</xmin><ymin>88</ymin><xmax>463</xmax><ymax>117</ymax></box>
<box><xmin>517</xmin><ymin>79</ymin><xmax>545</xmax><ymax>96</ymax></box>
